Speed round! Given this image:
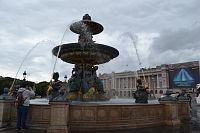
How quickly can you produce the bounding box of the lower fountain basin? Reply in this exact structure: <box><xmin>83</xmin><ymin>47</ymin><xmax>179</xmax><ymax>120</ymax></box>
<box><xmin>0</xmin><ymin>98</ymin><xmax>189</xmax><ymax>132</ymax></box>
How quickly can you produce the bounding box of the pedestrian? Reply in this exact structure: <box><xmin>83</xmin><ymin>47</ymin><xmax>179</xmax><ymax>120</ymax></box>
<box><xmin>16</xmin><ymin>82</ymin><xmax>35</xmax><ymax>130</ymax></box>
<box><xmin>187</xmin><ymin>93</ymin><xmax>192</xmax><ymax>109</ymax></box>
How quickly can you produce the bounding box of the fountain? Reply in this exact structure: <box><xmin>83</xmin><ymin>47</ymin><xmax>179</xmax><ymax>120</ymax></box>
<box><xmin>51</xmin><ymin>14</ymin><xmax>119</xmax><ymax>101</ymax></box>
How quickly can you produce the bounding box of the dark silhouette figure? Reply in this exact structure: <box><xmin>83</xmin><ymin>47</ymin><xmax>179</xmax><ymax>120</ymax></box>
<box><xmin>133</xmin><ymin>79</ymin><xmax>148</xmax><ymax>103</ymax></box>
<box><xmin>48</xmin><ymin>72</ymin><xmax>62</xmax><ymax>101</ymax></box>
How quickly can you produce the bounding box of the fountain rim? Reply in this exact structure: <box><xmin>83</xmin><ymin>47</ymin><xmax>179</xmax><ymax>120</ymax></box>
<box><xmin>70</xmin><ymin>20</ymin><xmax>104</xmax><ymax>35</ymax></box>
<box><xmin>52</xmin><ymin>43</ymin><xmax>119</xmax><ymax>65</ymax></box>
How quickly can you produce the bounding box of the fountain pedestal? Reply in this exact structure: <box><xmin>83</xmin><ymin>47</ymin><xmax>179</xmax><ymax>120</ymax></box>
<box><xmin>177</xmin><ymin>100</ymin><xmax>190</xmax><ymax>121</ymax></box>
<box><xmin>47</xmin><ymin>102</ymin><xmax>69</xmax><ymax>133</ymax></box>
<box><xmin>0</xmin><ymin>89</ymin><xmax>15</xmax><ymax>128</ymax></box>
<box><xmin>160</xmin><ymin>101</ymin><xmax>181</xmax><ymax>126</ymax></box>
<box><xmin>0</xmin><ymin>99</ymin><xmax>15</xmax><ymax>127</ymax></box>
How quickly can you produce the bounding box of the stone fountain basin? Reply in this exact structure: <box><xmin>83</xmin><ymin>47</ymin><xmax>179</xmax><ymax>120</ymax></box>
<box><xmin>52</xmin><ymin>43</ymin><xmax>119</xmax><ymax>65</ymax></box>
<box><xmin>0</xmin><ymin>98</ymin><xmax>190</xmax><ymax>132</ymax></box>
<box><xmin>0</xmin><ymin>98</ymin><xmax>183</xmax><ymax>132</ymax></box>
<box><xmin>26</xmin><ymin>98</ymin><xmax>189</xmax><ymax>132</ymax></box>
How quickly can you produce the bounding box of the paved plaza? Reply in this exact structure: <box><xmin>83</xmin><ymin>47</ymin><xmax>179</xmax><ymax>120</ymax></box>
<box><xmin>0</xmin><ymin>128</ymin><xmax>46</xmax><ymax>133</ymax></box>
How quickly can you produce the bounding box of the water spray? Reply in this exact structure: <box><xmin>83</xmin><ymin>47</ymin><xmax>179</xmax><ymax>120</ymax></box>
<box><xmin>127</xmin><ymin>33</ymin><xmax>147</xmax><ymax>83</ymax></box>
<box><xmin>9</xmin><ymin>40</ymin><xmax>55</xmax><ymax>94</ymax></box>
<box><xmin>50</xmin><ymin>28</ymin><xmax>68</xmax><ymax>82</ymax></box>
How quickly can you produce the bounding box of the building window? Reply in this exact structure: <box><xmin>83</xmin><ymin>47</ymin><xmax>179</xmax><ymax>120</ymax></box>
<box><xmin>159</xmin><ymin>81</ymin><xmax>162</xmax><ymax>88</ymax></box>
<box><xmin>124</xmin><ymin>84</ymin><xmax>126</xmax><ymax>89</ymax></box>
<box><xmin>162</xmin><ymin>73</ymin><xmax>166</xmax><ymax>77</ymax></box>
<box><xmin>124</xmin><ymin>91</ymin><xmax>126</xmax><ymax>96</ymax></box>
<box><xmin>120</xmin><ymin>79</ymin><xmax>122</xmax><ymax>89</ymax></box>
<box><xmin>128</xmin><ymin>77</ymin><xmax>131</xmax><ymax>88</ymax></box>
<box><xmin>159</xmin><ymin>90</ymin><xmax>163</xmax><ymax>94</ymax></box>
<box><xmin>117</xmin><ymin>79</ymin><xmax>120</xmax><ymax>89</ymax></box>
<box><xmin>116</xmin><ymin>91</ymin><xmax>119</xmax><ymax>96</ymax></box>
<box><xmin>128</xmin><ymin>91</ymin><xmax>130</xmax><ymax>97</ymax></box>
<box><xmin>120</xmin><ymin>91</ymin><xmax>122</xmax><ymax>97</ymax></box>
<box><xmin>155</xmin><ymin>90</ymin><xmax>158</xmax><ymax>94</ymax></box>
<box><xmin>112</xmin><ymin>90</ymin><xmax>115</xmax><ymax>96</ymax></box>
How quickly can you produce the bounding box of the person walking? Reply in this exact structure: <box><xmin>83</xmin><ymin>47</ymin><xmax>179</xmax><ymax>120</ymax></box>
<box><xmin>187</xmin><ymin>93</ymin><xmax>192</xmax><ymax>109</ymax></box>
<box><xmin>16</xmin><ymin>83</ymin><xmax>35</xmax><ymax>130</ymax></box>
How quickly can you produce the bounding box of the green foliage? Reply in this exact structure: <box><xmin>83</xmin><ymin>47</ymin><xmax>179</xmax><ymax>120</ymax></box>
<box><xmin>0</xmin><ymin>77</ymin><xmax>13</xmax><ymax>94</ymax></box>
<box><xmin>35</xmin><ymin>81</ymin><xmax>49</xmax><ymax>97</ymax></box>
<box><xmin>0</xmin><ymin>76</ymin><xmax>48</xmax><ymax>96</ymax></box>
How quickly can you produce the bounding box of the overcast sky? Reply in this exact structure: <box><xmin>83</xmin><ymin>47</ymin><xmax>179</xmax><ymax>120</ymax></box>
<box><xmin>0</xmin><ymin>0</ymin><xmax>200</xmax><ymax>83</ymax></box>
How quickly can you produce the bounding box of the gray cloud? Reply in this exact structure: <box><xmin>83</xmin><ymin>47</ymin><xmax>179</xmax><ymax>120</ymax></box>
<box><xmin>0</xmin><ymin>0</ymin><xmax>200</xmax><ymax>82</ymax></box>
<box><xmin>148</xmin><ymin>26</ymin><xmax>200</xmax><ymax>66</ymax></box>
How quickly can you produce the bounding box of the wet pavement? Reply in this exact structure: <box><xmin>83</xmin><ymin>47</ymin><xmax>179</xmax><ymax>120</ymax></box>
<box><xmin>189</xmin><ymin>98</ymin><xmax>200</xmax><ymax>133</ymax></box>
<box><xmin>0</xmin><ymin>97</ymin><xmax>200</xmax><ymax>133</ymax></box>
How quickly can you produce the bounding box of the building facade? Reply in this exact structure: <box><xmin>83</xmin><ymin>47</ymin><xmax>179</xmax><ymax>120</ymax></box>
<box><xmin>99</xmin><ymin>61</ymin><xmax>199</xmax><ymax>98</ymax></box>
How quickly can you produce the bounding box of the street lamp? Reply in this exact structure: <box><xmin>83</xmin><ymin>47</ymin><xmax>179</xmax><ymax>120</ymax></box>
<box><xmin>23</xmin><ymin>71</ymin><xmax>27</xmax><ymax>81</ymax></box>
<box><xmin>64</xmin><ymin>75</ymin><xmax>67</xmax><ymax>82</ymax></box>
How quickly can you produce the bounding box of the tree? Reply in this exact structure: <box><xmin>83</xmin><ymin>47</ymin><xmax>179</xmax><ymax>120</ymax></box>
<box><xmin>0</xmin><ymin>76</ymin><xmax>34</xmax><ymax>95</ymax></box>
<box><xmin>0</xmin><ymin>75</ymin><xmax>51</xmax><ymax>97</ymax></box>
<box><xmin>35</xmin><ymin>81</ymin><xmax>49</xmax><ymax>97</ymax></box>
<box><xmin>0</xmin><ymin>77</ymin><xmax>13</xmax><ymax>94</ymax></box>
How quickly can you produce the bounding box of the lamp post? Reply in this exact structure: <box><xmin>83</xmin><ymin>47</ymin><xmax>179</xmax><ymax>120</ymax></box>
<box><xmin>23</xmin><ymin>71</ymin><xmax>27</xmax><ymax>81</ymax></box>
<box><xmin>64</xmin><ymin>75</ymin><xmax>67</xmax><ymax>82</ymax></box>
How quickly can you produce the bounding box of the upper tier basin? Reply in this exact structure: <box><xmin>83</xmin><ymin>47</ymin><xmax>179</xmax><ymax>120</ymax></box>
<box><xmin>70</xmin><ymin>20</ymin><xmax>104</xmax><ymax>35</ymax></box>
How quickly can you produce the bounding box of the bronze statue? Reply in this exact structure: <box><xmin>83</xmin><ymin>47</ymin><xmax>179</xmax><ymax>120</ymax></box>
<box><xmin>67</xmin><ymin>64</ymin><xmax>105</xmax><ymax>101</ymax></box>
<box><xmin>47</xmin><ymin>72</ymin><xmax>62</xmax><ymax>101</ymax></box>
<box><xmin>133</xmin><ymin>79</ymin><xmax>149</xmax><ymax>103</ymax></box>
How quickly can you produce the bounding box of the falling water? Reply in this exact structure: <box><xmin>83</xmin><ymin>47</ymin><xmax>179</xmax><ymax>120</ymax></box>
<box><xmin>125</xmin><ymin>32</ymin><xmax>147</xmax><ymax>83</ymax></box>
<box><xmin>10</xmin><ymin>40</ymin><xmax>55</xmax><ymax>91</ymax></box>
<box><xmin>71</xmin><ymin>20</ymin><xmax>94</xmax><ymax>50</ymax></box>
<box><xmin>69</xmin><ymin>19</ymin><xmax>97</xmax><ymax>67</ymax></box>
<box><xmin>50</xmin><ymin>27</ymin><xmax>68</xmax><ymax>81</ymax></box>
<box><xmin>50</xmin><ymin>20</ymin><xmax>94</xmax><ymax>82</ymax></box>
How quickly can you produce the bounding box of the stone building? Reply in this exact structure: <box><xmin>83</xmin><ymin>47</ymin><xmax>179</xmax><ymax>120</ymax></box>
<box><xmin>99</xmin><ymin>61</ymin><xmax>199</xmax><ymax>98</ymax></box>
